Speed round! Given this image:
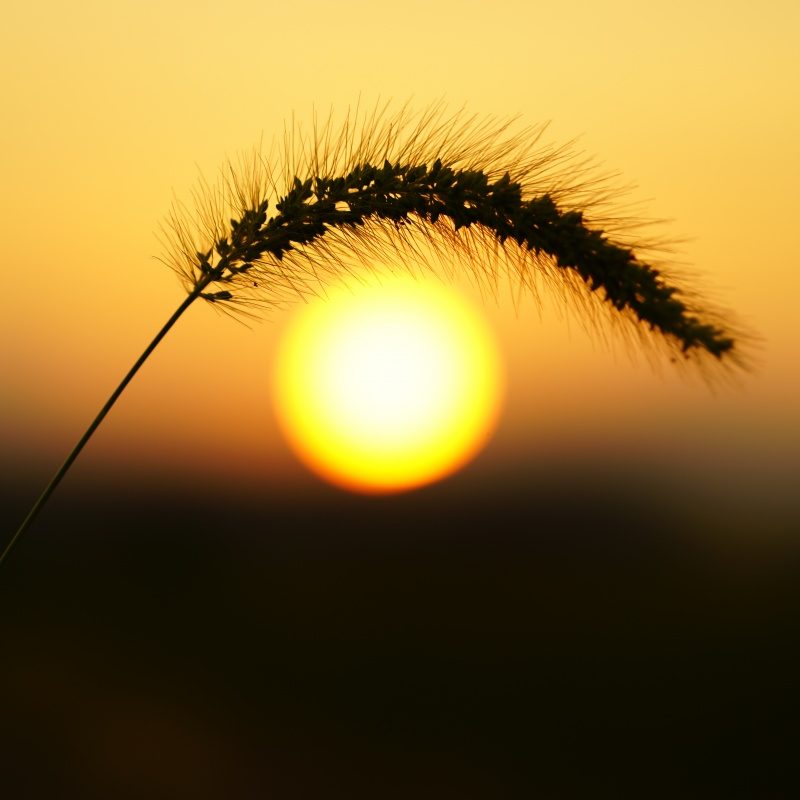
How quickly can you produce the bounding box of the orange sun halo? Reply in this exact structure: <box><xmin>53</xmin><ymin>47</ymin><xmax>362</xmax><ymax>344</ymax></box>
<box><xmin>273</xmin><ymin>273</ymin><xmax>505</xmax><ymax>494</ymax></box>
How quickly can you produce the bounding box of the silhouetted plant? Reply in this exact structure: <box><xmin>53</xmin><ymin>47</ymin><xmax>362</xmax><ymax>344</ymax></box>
<box><xmin>2</xmin><ymin>102</ymin><xmax>748</xmax><ymax>565</ymax></box>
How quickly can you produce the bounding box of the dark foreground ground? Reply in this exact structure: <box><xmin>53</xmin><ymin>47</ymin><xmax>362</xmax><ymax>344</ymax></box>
<box><xmin>0</xmin><ymin>462</ymin><xmax>797</xmax><ymax>798</ymax></box>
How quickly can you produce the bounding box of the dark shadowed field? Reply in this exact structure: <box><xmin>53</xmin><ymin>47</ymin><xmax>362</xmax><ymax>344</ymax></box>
<box><xmin>1</xmin><ymin>460</ymin><xmax>797</xmax><ymax>798</ymax></box>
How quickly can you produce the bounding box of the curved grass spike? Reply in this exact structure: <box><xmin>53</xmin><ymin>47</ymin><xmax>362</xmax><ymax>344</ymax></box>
<box><xmin>2</xmin><ymin>103</ymin><xmax>746</xmax><ymax>566</ymax></box>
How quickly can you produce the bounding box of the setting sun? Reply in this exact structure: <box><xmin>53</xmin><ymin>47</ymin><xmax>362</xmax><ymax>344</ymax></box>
<box><xmin>273</xmin><ymin>273</ymin><xmax>504</xmax><ymax>494</ymax></box>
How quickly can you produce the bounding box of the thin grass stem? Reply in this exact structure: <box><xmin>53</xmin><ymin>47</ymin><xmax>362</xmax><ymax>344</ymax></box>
<box><xmin>1</xmin><ymin>282</ymin><xmax>209</xmax><ymax>567</ymax></box>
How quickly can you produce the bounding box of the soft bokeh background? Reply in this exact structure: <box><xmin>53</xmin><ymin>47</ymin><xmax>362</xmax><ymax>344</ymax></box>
<box><xmin>1</xmin><ymin>1</ymin><xmax>798</xmax><ymax>796</ymax></box>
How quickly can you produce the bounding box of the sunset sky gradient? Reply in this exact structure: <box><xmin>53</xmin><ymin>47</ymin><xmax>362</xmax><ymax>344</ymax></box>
<box><xmin>2</xmin><ymin>0</ymin><xmax>798</xmax><ymax>526</ymax></box>
<box><xmin>0</xmin><ymin>1</ymin><xmax>800</xmax><ymax>532</ymax></box>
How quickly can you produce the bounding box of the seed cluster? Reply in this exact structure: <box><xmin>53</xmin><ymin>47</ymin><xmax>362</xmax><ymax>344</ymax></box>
<box><xmin>195</xmin><ymin>157</ymin><xmax>733</xmax><ymax>359</ymax></box>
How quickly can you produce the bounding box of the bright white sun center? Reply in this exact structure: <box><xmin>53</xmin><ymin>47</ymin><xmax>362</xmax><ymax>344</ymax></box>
<box><xmin>273</xmin><ymin>273</ymin><xmax>504</xmax><ymax>494</ymax></box>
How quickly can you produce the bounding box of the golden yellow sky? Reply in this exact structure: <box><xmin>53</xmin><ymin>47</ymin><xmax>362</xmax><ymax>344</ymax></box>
<box><xmin>2</xmin><ymin>0</ymin><xmax>798</xmax><ymax>507</ymax></box>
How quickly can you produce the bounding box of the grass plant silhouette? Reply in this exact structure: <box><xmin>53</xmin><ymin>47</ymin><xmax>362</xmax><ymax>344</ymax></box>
<box><xmin>2</xmin><ymin>102</ymin><xmax>749</xmax><ymax>566</ymax></box>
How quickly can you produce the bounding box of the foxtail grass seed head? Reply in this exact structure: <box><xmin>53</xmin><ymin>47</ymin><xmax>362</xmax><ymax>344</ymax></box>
<box><xmin>160</xmin><ymin>102</ymin><xmax>749</xmax><ymax>374</ymax></box>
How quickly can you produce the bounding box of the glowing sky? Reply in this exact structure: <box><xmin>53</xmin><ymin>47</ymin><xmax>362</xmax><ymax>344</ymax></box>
<box><xmin>1</xmin><ymin>0</ymin><xmax>798</xmax><ymax>511</ymax></box>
